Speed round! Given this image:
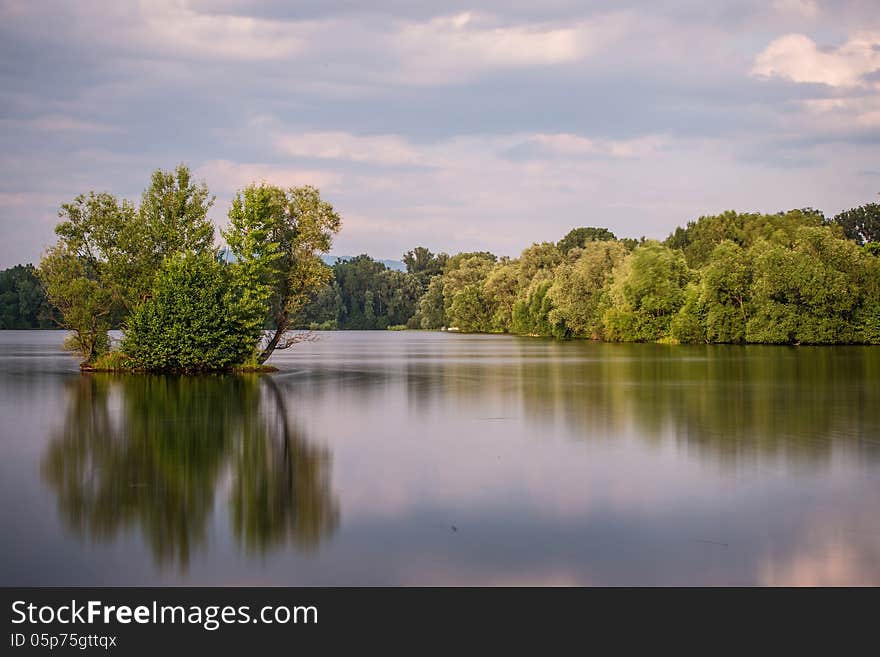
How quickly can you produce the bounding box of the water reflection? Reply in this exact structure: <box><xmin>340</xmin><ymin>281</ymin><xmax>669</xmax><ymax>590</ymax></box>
<box><xmin>3</xmin><ymin>331</ymin><xmax>880</xmax><ymax>585</ymax></box>
<box><xmin>41</xmin><ymin>374</ymin><xmax>338</xmax><ymax>569</ymax></box>
<box><xmin>393</xmin><ymin>342</ymin><xmax>880</xmax><ymax>467</ymax></box>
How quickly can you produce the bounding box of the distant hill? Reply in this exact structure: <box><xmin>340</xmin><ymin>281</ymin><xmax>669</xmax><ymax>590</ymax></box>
<box><xmin>322</xmin><ymin>255</ymin><xmax>406</xmax><ymax>272</ymax></box>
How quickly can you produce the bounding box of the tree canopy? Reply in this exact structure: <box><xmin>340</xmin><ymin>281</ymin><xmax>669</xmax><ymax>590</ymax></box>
<box><xmin>830</xmin><ymin>203</ymin><xmax>880</xmax><ymax>246</ymax></box>
<box><xmin>37</xmin><ymin>166</ymin><xmax>341</xmax><ymax>370</ymax></box>
<box><xmin>23</xmin><ymin>194</ymin><xmax>880</xmax><ymax>357</ymax></box>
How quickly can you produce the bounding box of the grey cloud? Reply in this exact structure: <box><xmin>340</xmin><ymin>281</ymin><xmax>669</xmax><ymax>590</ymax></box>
<box><xmin>1</xmin><ymin>0</ymin><xmax>879</xmax><ymax>267</ymax></box>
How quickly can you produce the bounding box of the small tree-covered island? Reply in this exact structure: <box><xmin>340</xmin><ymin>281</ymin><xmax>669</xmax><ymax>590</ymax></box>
<box><xmin>37</xmin><ymin>165</ymin><xmax>340</xmax><ymax>372</ymax></box>
<box><xmin>13</xmin><ymin>163</ymin><xmax>880</xmax><ymax>372</ymax></box>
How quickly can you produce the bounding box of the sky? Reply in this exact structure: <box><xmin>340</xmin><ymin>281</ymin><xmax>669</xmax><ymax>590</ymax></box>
<box><xmin>1</xmin><ymin>0</ymin><xmax>879</xmax><ymax>268</ymax></box>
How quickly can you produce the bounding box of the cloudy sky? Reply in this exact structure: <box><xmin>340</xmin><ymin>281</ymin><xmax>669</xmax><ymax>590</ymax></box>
<box><xmin>1</xmin><ymin>0</ymin><xmax>878</xmax><ymax>268</ymax></box>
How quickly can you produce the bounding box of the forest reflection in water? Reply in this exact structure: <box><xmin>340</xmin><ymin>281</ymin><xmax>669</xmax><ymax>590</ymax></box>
<box><xmin>41</xmin><ymin>373</ymin><xmax>339</xmax><ymax>568</ymax></box>
<box><xmin>4</xmin><ymin>331</ymin><xmax>879</xmax><ymax>584</ymax></box>
<box><xmin>395</xmin><ymin>341</ymin><xmax>880</xmax><ymax>466</ymax></box>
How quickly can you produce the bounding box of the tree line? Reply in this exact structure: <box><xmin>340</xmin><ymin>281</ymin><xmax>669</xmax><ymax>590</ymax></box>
<box><xmin>0</xmin><ymin>264</ymin><xmax>57</xmax><ymax>328</ymax></box>
<box><xmin>292</xmin><ymin>204</ymin><xmax>880</xmax><ymax>344</ymax></box>
<box><xmin>3</xmin><ymin>170</ymin><xmax>879</xmax><ymax>355</ymax></box>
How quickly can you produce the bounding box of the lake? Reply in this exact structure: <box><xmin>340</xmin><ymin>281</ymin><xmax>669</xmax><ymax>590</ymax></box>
<box><xmin>1</xmin><ymin>330</ymin><xmax>879</xmax><ymax>585</ymax></box>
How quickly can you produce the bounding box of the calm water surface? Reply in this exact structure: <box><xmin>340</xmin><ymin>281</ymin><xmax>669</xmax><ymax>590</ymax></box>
<box><xmin>1</xmin><ymin>330</ymin><xmax>879</xmax><ymax>585</ymax></box>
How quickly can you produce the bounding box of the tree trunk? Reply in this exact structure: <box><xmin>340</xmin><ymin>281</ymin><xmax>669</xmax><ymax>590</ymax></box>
<box><xmin>258</xmin><ymin>312</ymin><xmax>288</xmax><ymax>364</ymax></box>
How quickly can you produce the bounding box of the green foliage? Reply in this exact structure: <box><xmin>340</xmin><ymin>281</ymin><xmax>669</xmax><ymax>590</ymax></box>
<box><xmin>39</xmin><ymin>191</ymin><xmax>136</xmax><ymax>360</ymax></box>
<box><xmin>295</xmin><ymin>279</ymin><xmax>340</xmax><ymax>328</ymax></box>
<box><xmin>511</xmin><ymin>279</ymin><xmax>563</xmax><ymax>337</ymax></box>
<box><xmin>130</xmin><ymin>165</ymin><xmax>216</xmax><ymax>308</ymax></box>
<box><xmin>602</xmin><ymin>242</ymin><xmax>693</xmax><ymax>342</ymax></box>
<box><xmin>670</xmin><ymin>284</ymin><xmax>706</xmax><ymax>343</ymax></box>
<box><xmin>34</xmin><ymin>167</ymin><xmax>346</xmax><ymax>370</ymax></box>
<box><xmin>482</xmin><ymin>261</ymin><xmax>520</xmax><ymax>332</ymax></box>
<box><xmin>30</xmin><ymin>180</ymin><xmax>880</xmax><ymax>356</ymax></box>
<box><xmin>39</xmin><ymin>245</ymin><xmax>114</xmax><ymax>362</ymax></box>
<box><xmin>309</xmin><ymin>319</ymin><xmax>338</xmax><ymax>331</ymax></box>
<box><xmin>0</xmin><ymin>264</ymin><xmax>55</xmax><ymax>328</ymax></box>
<box><xmin>548</xmin><ymin>240</ymin><xmax>627</xmax><ymax>338</ymax></box>
<box><xmin>699</xmin><ymin>241</ymin><xmax>751</xmax><ymax>343</ymax></box>
<box><xmin>418</xmin><ymin>276</ymin><xmax>446</xmax><ymax>329</ymax></box>
<box><xmin>223</xmin><ymin>183</ymin><xmax>341</xmax><ymax>362</ymax></box>
<box><xmin>37</xmin><ymin>166</ymin><xmax>220</xmax><ymax>363</ymax></box>
<box><xmin>557</xmin><ymin>226</ymin><xmax>616</xmax><ymax>255</ymax></box>
<box><xmin>856</xmin><ymin>252</ymin><xmax>880</xmax><ymax>343</ymax></box>
<box><xmin>516</xmin><ymin>242</ymin><xmax>563</xmax><ymax>287</ymax></box>
<box><xmin>665</xmin><ymin>208</ymin><xmax>825</xmax><ymax>268</ymax></box>
<box><xmin>444</xmin><ymin>251</ymin><xmax>497</xmax><ymax>272</ymax></box>
<box><xmin>123</xmin><ymin>253</ymin><xmax>263</xmax><ymax>371</ymax></box>
<box><xmin>442</xmin><ymin>254</ymin><xmax>496</xmax><ymax>321</ymax></box>
<box><xmin>402</xmin><ymin>246</ymin><xmax>447</xmax><ymax>289</ymax></box>
<box><xmin>328</xmin><ymin>255</ymin><xmax>422</xmax><ymax>329</ymax></box>
<box><xmin>90</xmin><ymin>349</ymin><xmax>134</xmax><ymax>371</ymax></box>
<box><xmin>830</xmin><ymin>203</ymin><xmax>880</xmax><ymax>245</ymax></box>
<box><xmin>139</xmin><ymin>164</ymin><xmax>215</xmax><ymax>256</ymax></box>
<box><xmin>745</xmin><ymin>227</ymin><xmax>866</xmax><ymax>344</ymax></box>
<box><xmin>448</xmin><ymin>284</ymin><xmax>491</xmax><ymax>332</ymax></box>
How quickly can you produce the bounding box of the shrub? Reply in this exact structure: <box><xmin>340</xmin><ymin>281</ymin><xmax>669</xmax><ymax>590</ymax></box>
<box><xmin>123</xmin><ymin>252</ymin><xmax>262</xmax><ymax>371</ymax></box>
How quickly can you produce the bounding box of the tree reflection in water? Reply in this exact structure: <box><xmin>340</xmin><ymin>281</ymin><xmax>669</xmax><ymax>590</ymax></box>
<box><xmin>41</xmin><ymin>374</ymin><xmax>338</xmax><ymax>569</ymax></box>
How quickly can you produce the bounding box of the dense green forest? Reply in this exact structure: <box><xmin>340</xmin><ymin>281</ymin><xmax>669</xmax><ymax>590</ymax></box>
<box><xmin>286</xmin><ymin>203</ymin><xmax>880</xmax><ymax>345</ymax></box>
<box><xmin>4</xmin><ymin>193</ymin><xmax>879</xmax><ymax>347</ymax></box>
<box><xmin>0</xmin><ymin>264</ymin><xmax>57</xmax><ymax>328</ymax></box>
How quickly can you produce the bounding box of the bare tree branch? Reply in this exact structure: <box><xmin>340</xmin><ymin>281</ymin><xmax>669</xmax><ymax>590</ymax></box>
<box><xmin>271</xmin><ymin>330</ymin><xmax>320</xmax><ymax>351</ymax></box>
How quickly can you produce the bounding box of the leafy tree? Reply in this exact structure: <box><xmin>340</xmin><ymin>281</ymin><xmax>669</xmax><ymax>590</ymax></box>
<box><xmin>123</xmin><ymin>252</ymin><xmax>263</xmax><ymax>371</ymax></box>
<box><xmin>315</xmin><ymin>255</ymin><xmax>424</xmax><ymax>329</ymax></box>
<box><xmin>38</xmin><ymin>166</ymin><xmax>218</xmax><ymax>363</ymax></box>
<box><xmin>548</xmin><ymin>240</ymin><xmax>627</xmax><ymax>338</ymax></box>
<box><xmin>448</xmin><ymin>284</ymin><xmax>491</xmax><ymax>332</ymax></box>
<box><xmin>38</xmin><ymin>192</ymin><xmax>137</xmax><ymax>361</ymax></box>
<box><xmin>746</xmin><ymin>227</ymin><xmax>866</xmax><ymax>344</ymax></box>
<box><xmin>557</xmin><ymin>226</ymin><xmax>616</xmax><ymax>255</ymax></box>
<box><xmin>511</xmin><ymin>279</ymin><xmax>561</xmax><ymax>337</ymax></box>
<box><xmin>333</xmin><ymin>255</ymin><xmax>388</xmax><ymax>329</ymax></box>
<box><xmin>295</xmin><ymin>280</ymin><xmax>340</xmax><ymax>329</ymax></box>
<box><xmin>857</xmin><ymin>254</ymin><xmax>880</xmax><ymax>343</ymax></box>
<box><xmin>670</xmin><ymin>283</ymin><xmax>706</xmax><ymax>343</ymax></box>
<box><xmin>516</xmin><ymin>242</ymin><xmax>563</xmax><ymax>287</ymax></box>
<box><xmin>602</xmin><ymin>242</ymin><xmax>693</xmax><ymax>342</ymax></box>
<box><xmin>418</xmin><ymin>277</ymin><xmax>446</xmax><ymax>329</ymax></box>
<box><xmin>442</xmin><ymin>254</ymin><xmax>497</xmax><ymax>320</ymax></box>
<box><xmin>224</xmin><ymin>184</ymin><xmax>341</xmax><ymax>362</ymax></box>
<box><xmin>444</xmin><ymin>251</ymin><xmax>496</xmax><ymax>272</ymax></box>
<box><xmin>129</xmin><ymin>164</ymin><xmax>216</xmax><ymax>307</ymax></box>
<box><xmin>377</xmin><ymin>269</ymin><xmax>423</xmax><ymax>326</ymax></box>
<box><xmin>403</xmin><ymin>246</ymin><xmax>447</xmax><ymax>289</ymax></box>
<box><xmin>139</xmin><ymin>164</ymin><xmax>215</xmax><ymax>256</ymax></box>
<box><xmin>699</xmin><ymin>241</ymin><xmax>752</xmax><ymax>343</ymax></box>
<box><xmin>39</xmin><ymin>246</ymin><xmax>114</xmax><ymax>362</ymax></box>
<box><xmin>482</xmin><ymin>260</ymin><xmax>520</xmax><ymax>332</ymax></box>
<box><xmin>666</xmin><ymin>209</ymin><xmax>824</xmax><ymax>268</ymax></box>
<box><xmin>0</xmin><ymin>264</ymin><xmax>55</xmax><ymax>328</ymax></box>
<box><xmin>830</xmin><ymin>203</ymin><xmax>880</xmax><ymax>245</ymax></box>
